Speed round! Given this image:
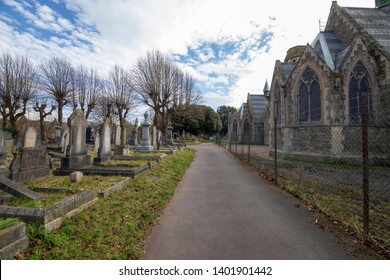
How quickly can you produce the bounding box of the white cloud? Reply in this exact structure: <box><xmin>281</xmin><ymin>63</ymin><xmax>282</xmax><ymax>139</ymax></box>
<box><xmin>1</xmin><ymin>0</ymin><xmax>375</xmax><ymax>111</ymax></box>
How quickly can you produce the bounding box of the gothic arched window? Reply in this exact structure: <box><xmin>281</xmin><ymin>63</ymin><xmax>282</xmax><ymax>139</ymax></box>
<box><xmin>243</xmin><ymin>118</ymin><xmax>250</xmax><ymax>135</ymax></box>
<box><xmin>274</xmin><ymin>82</ymin><xmax>281</xmax><ymax>123</ymax></box>
<box><xmin>349</xmin><ymin>62</ymin><xmax>371</xmax><ymax>123</ymax></box>
<box><xmin>298</xmin><ymin>67</ymin><xmax>321</xmax><ymax>123</ymax></box>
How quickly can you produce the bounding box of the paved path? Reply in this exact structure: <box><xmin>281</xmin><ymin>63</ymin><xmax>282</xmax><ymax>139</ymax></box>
<box><xmin>143</xmin><ymin>143</ymin><xmax>379</xmax><ymax>260</ymax></box>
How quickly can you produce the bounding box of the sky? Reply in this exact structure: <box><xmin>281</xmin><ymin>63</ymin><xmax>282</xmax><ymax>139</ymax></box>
<box><xmin>0</xmin><ymin>0</ymin><xmax>375</xmax><ymax>116</ymax></box>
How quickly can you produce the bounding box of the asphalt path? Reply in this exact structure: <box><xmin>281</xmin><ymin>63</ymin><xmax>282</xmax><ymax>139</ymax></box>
<box><xmin>143</xmin><ymin>143</ymin><xmax>380</xmax><ymax>260</ymax></box>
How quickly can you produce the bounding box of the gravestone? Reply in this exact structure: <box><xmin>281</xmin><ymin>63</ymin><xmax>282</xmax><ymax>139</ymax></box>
<box><xmin>114</xmin><ymin>124</ymin><xmax>121</xmax><ymax>146</ymax></box>
<box><xmin>166</xmin><ymin>121</ymin><xmax>173</xmax><ymax>145</ymax></box>
<box><xmin>130</xmin><ymin>119</ymin><xmax>138</xmax><ymax>145</ymax></box>
<box><xmin>114</xmin><ymin>121</ymin><xmax>129</xmax><ymax>156</ymax></box>
<box><xmin>8</xmin><ymin>127</ymin><xmax>50</xmax><ymax>182</ymax></box>
<box><xmin>94</xmin><ymin>130</ymin><xmax>100</xmax><ymax>152</ymax></box>
<box><xmin>54</xmin><ymin>125</ymin><xmax>62</xmax><ymax>145</ymax></box>
<box><xmin>60</xmin><ymin>109</ymin><xmax>91</xmax><ymax>169</ymax></box>
<box><xmin>94</xmin><ymin>117</ymin><xmax>112</xmax><ymax>163</ymax></box>
<box><xmin>136</xmin><ymin>113</ymin><xmax>153</xmax><ymax>151</ymax></box>
<box><xmin>0</xmin><ymin>130</ymin><xmax>6</xmax><ymax>164</ymax></box>
<box><xmin>60</xmin><ymin>128</ymin><xmax>70</xmax><ymax>154</ymax></box>
<box><xmin>152</xmin><ymin>126</ymin><xmax>157</xmax><ymax>146</ymax></box>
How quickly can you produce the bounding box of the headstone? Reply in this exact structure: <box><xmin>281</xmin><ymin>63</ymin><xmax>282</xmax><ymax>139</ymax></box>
<box><xmin>60</xmin><ymin>128</ymin><xmax>69</xmax><ymax>153</ymax></box>
<box><xmin>114</xmin><ymin>124</ymin><xmax>121</xmax><ymax>146</ymax></box>
<box><xmin>3</xmin><ymin>131</ymin><xmax>13</xmax><ymax>153</ymax></box>
<box><xmin>130</xmin><ymin>119</ymin><xmax>138</xmax><ymax>145</ymax></box>
<box><xmin>94</xmin><ymin>130</ymin><xmax>100</xmax><ymax>152</ymax></box>
<box><xmin>152</xmin><ymin>126</ymin><xmax>157</xmax><ymax>146</ymax></box>
<box><xmin>114</xmin><ymin>121</ymin><xmax>129</xmax><ymax>156</ymax></box>
<box><xmin>0</xmin><ymin>130</ymin><xmax>6</xmax><ymax>164</ymax></box>
<box><xmin>94</xmin><ymin>117</ymin><xmax>112</xmax><ymax>163</ymax></box>
<box><xmin>8</xmin><ymin>126</ymin><xmax>50</xmax><ymax>182</ymax></box>
<box><xmin>60</xmin><ymin>109</ymin><xmax>91</xmax><ymax>169</ymax></box>
<box><xmin>136</xmin><ymin>113</ymin><xmax>154</xmax><ymax>151</ymax></box>
<box><xmin>23</xmin><ymin>127</ymin><xmax>37</xmax><ymax>148</ymax></box>
<box><xmin>166</xmin><ymin>121</ymin><xmax>173</xmax><ymax>145</ymax></box>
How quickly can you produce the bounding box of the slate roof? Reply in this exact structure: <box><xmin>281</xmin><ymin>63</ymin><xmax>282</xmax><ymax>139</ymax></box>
<box><xmin>281</xmin><ymin>63</ymin><xmax>296</xmax><ymax>80</ymax></box>
<box><xmin>248</xmin><ymin>94</ymin><xmax>268</xmax><ymax>124</ymax></box>
<box><xmin>311</xmin><ymin>32</ymin><xmax>349</xmax><ymax>70</ymax></box>
<box><xmin>343</xmin><ymin>7</ymin><xmax>390</xmax><ymax>54</ymax></box>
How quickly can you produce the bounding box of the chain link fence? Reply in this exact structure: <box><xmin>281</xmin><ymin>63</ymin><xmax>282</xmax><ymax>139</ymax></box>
<box><xmin>223</xmin><ymin>99</ymin><xmax>390</xmax><ymax>257</ymax></box>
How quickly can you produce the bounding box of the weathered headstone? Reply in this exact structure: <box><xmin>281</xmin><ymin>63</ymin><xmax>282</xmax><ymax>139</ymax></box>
<box><xmin>60</xmin><ymin>128</ymin><xmax>70</xmax><ymax>153</ymax></box>
<box><xmin>60</xmin><ymin>109</ymin><xmax>91</xmax><ymax>169</ymax></box>
<box><xmin>130</xmin><ymin>119</ymin><xmax>138</xmax><ymax>145</ymax></box>
<box><xmin>166</xmin><ymin>121</ymin><xmax>173</xmax><ymax>145</ymax></box>
<box><xmin>0</xmin><ymin>130</ymin><xmax>6</xmax><ymax>164</ymax></box>
<box><xmin>152</xmin><ymin>126</ymin><xmax>157</xmax><ymax>146</ymax></box>
<box><xmin>94</xmin><ymin>130</ymin><xmax>100</xmax><ymax>152</ymax></box>
<box><xmin>23</xmin><ymin>127</ymin><xmax>37</xmax><ymax>148</ymax></box>
<box><xmin>114</xmin><ymin>124</ymin><xmax>121</xmax><ymax>146</ymax></box>
<box><xmin>94</xmin><ymin>117</ymin><xmax>112</xmax><ymax>163</ymax></box>
<box><xmin>8</xmin><ymin>126</ymin><xmax>50</xmax><ymax>182</ymax></box>
<box><xmin>114</xmin><ymin>121</ymin><xmax>129</xmax><ymax>156</ymax></box>
<box><xmin>54</xmin><ymin>125</ymin><xmax>62</xmax><ymax>145</ymax></box>
<box><xmin>136</xmin><ymin>113</ymin><xmax>153</xmax><ymax>151</ymax></box>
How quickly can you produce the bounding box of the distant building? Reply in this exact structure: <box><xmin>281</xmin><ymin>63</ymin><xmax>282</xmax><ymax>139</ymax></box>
<box><xmin>228</xmin><ymin>92</ymin><xmax>268</xmax><ymax>145</ymax></box>
<box><xmin>265</xmin><ymin>1</ymin><xmax>390</xmax><ymax>160</ymax></box>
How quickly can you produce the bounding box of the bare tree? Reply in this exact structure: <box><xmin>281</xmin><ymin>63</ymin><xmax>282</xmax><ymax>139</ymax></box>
<box><xmin>73</xmin><ymin>66</ymin><xmax>103</xmax><ymax>121</ymax></box>
<box><xmin>33</xmin><ymin>98</ymin><xmax>56</xmax><ymax>141</ymax></box>
<box><xmin>39</xmin><ymin>57</ymin><xmax>74</xmax><ymax>125</ymax></box>
<box><xmin>105</xmin><ymin>65</ymin><xmax>138</xmax><ymax>141</ymax></box>
<box><xmin>0</xmin><ymin>52</ymin><xmax>39</xmax><ymax>128</ymax></box>
<box><xmin>131</xmin><ymin>49</ymin><xmax>201</xmax><ymax>136</ymax></box>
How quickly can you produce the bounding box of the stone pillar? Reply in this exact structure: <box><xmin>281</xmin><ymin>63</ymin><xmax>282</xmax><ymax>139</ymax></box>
<box><xmin>94</xmin><ymin>117</ymin><xmax>112</xmax><ymax>163</ymax></box>
<box><xmin>166</xmin><ymin>122</ymin><xmax>173</xmax><ymax>145</ymax></box>
<box><xmin>136</xmin><ymin>113</ymin><xmax>153</xmax><ymax>151</ymax></box>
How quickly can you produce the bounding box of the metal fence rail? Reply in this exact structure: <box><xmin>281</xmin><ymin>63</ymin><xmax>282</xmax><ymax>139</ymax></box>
<box><xmin>223</xmin><ymin>100</ymin><xmax>390</xmax><ymax>257</ymax></box>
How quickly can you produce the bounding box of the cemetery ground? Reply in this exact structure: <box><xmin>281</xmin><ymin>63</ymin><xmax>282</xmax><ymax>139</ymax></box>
<box><xmin>1</xmin><ymin>147</ymin><xmax>194</xmax><ymax>259</ymax></box>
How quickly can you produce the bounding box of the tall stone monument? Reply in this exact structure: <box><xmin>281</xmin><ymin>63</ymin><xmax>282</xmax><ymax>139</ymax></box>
<box><xmin>166</xmin><ymin>121</ymin><xmax>173</xmax><ymax>145</ymax></box>
<box><xmin>136</xmin><ymin>113</ymin><xmax>153</xmax><ymax>151</ymax></box>
<box><xmin>60</xmin><ymin>109</ymin><xmax>91</xmax><ymax>169</ymax></box>
<box><xmin>94</xmin><ymin>117</ymin><xmax>112</xmax><ymax>163</ymax></box>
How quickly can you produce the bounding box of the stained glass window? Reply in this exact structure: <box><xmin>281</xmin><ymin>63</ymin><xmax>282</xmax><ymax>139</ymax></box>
<box><xmin>349</xmin><ymin>62</ymin><xmax>371</xmax><ymax>123</ymax></box>
<box><xmin>298</xmin><ymin>67</ymin><xmax>321</xmax><ymax>123</ymax></box>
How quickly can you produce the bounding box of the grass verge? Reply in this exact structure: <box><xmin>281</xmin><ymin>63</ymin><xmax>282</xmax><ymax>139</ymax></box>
<box><xmin>0</xmin><ymin>218</ymin><xmax>20</xmax><ymax>230</ymax></box>
<box><xmin>19</xmin><ymin>147</ymin><xmax>195</xmax><ymax>260</ymax></box>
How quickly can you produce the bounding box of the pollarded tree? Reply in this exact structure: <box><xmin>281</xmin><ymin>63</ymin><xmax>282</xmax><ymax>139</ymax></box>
<box><xmin>73</xmin><ymin>65</ymin><xmax>103</xmax><ymax>121</ymax></box>
<box><xmin>39</xmin><ymin>57</ymin><xmax>75</xmax><ymax>125</ymax></box>
<box><xmin>105</xmin><ymin>65</ymin><xmax>139</xmax><ymax>143</ymax></box>
<box><xmin>0</xmin><ymin>52</ymin><xmax>39</xmax><ymax>128</ymax></box>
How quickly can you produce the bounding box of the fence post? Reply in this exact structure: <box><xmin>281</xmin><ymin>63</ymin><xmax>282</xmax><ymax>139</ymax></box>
<box><xmin>248</xmin><ymin>125</ymin><xmax>251</xmax><ymax>163</ymax></box>
<box><xmin>361</xmin><ymin>92</ymin><xmax>369</xmax><ymax>238</ymax></box>
<box><xmin>274</xmin><ymin>117</ymin><xmax>278</xmax><ymax>184</ymax></box>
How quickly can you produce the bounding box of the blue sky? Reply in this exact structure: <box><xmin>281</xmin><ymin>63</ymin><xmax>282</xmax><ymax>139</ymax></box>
<box><xmin>0</xmin><ymin>0</ymin><xmax>374</xmax><ymax>118</ymax></box>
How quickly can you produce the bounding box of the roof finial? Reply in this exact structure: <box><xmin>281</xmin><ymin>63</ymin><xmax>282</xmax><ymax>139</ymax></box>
<box><xmin>263</xmin><ymin>80</ymin><xmax>270</xmax><ymax>97</ymax></box>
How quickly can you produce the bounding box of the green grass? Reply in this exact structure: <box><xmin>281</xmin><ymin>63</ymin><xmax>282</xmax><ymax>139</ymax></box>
<box><xmin>98</xmin><ymin>160</ymin><xmax>147</xmax><ymax>168</ymax></box>
<box><xmin>20</xmin><ymin>147</ymin><xmax>195</xmax><ymax>260</ymax></box>
<box><xmin>0</xmin><ymin>218</ymin><xmax>20</xmax><ymax>230</ymax></box>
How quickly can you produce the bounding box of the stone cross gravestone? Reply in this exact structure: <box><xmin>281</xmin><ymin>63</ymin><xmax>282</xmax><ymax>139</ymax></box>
<box><xmin>60</xmin><ymin>109</ymin><xmax>91</xmax><ymax>169</ymax></box>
